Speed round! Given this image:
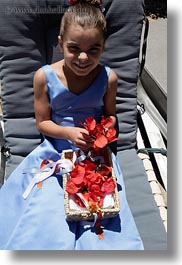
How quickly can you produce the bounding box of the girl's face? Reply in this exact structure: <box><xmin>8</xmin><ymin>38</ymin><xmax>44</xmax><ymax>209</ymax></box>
<box><xmin>59</xmin><ymin>25</ymin><xmax>105</xmax><ymax>77</ymax></box>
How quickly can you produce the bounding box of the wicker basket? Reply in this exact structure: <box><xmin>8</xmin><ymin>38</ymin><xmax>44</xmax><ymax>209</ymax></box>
<box><xmin>62</xmin><ymin>148</ymin><xmax>120</xmax><ymax>222</ymax></box>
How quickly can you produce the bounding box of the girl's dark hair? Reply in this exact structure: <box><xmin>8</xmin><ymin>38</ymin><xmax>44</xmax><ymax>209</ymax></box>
<box><xmin>60</xmin><ymin>1</ymin><xmax>106</xmax><ymax>40</ymax></box>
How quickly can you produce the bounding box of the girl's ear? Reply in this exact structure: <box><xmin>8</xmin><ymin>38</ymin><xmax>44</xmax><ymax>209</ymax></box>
<box><xmin>58</xmin><ymin>35</ymin><xmax>63</xmax><ymax>51</ymax></box>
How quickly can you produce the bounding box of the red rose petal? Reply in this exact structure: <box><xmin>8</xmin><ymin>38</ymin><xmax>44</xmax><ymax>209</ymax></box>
<box><xmin>101</xmin><ymin>116</ymin><xmax>113</xmax><ymax>128</ymax></box>
<box><xmin>94</xmin><ymin>135</ymin><xmax>108</xmax><ymax>148</ymax></box>
<box><xmin>66</xmin><ymin>181</ymin><xmax>80</xmax><ymax>194</ymax></box>
<box><xmin>101</xmin><ymin>178</ymin><xmax>116</xmax><ymax>194</ymax></box>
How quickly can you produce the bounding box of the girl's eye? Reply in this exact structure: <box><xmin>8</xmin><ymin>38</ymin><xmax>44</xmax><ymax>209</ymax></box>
<box><xmin>68</xmin><ymin>46</ymin><xmax>79</xmax><ymax>52</ymax></box>
<box><xmin>67</xmin><ymin>45</ymin><xmax>101</xmax><ymax>54</ymax></box>
<box><xmin>89</xmin><ymin>48</ymin><xmax>100</xmax><ymax>53</ymax></box>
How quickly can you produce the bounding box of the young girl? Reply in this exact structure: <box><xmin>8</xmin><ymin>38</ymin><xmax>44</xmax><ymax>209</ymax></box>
<box><xmin>0</xmin><ymin>0</ymin><xmax>144</xmax><ymax>250</ymax></box>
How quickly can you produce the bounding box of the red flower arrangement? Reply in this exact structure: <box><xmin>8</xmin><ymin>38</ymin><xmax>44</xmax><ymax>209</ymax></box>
<box><xmin>81</xmin><ymin>116</ymin><xmax>117</xmax><ymax>153</ymax></box>
<box><xmin>65</xmin><ymin>116</ymin><xmax>118</xmax><ymax>239</ymax></box>
<box><xmin>66</xmin><ymin>116</ymin><xmax>117</xmax><ymax>206</ymax></box>
<box><xmin>66</xmin><ymin>158</ymin><xmax>116</xmax><ymax>209</ymax></box>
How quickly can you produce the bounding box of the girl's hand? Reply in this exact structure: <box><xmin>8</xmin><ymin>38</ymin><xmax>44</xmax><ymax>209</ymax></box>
<box><xmin>67</xmin><ymin>127</ymin><xmax>94</xmax><ymax>151</ymax></box>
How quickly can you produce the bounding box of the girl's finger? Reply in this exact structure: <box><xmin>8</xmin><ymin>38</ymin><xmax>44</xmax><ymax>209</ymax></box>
<box><xmin>82</xmin><ymin>133</ymin><xmax>94</xmax><ymax>143</ymax></box>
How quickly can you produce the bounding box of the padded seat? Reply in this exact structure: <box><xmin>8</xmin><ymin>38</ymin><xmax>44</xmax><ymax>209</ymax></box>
<box><xmin>118</xmin><ymin>149</ymin><xmax>167</xmax><ymax>250</ymax></box>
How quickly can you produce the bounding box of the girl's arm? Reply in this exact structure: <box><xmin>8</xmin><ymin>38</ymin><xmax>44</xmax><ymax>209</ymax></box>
<box><xmin>33</xmin><ymin>68</ymin><xmax>93</xmax><ymax>150</ymax></box>
<box><xmin>103</xmin><ymin>69</ymin><xmax>118</xmax><ymax>127</ymax></box>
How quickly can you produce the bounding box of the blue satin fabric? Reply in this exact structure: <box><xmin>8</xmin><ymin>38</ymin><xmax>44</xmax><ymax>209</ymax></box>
<box><xmin>0</xmin><ymin>65</ymin><xmax>144</xmax><ymax>250</ymax></box>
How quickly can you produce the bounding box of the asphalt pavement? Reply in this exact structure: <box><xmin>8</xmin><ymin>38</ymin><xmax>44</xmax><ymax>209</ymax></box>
<box><xmin>145</xmin><ymin>17</ymin><xmax>167</xmax><ymax>95</ymax></box>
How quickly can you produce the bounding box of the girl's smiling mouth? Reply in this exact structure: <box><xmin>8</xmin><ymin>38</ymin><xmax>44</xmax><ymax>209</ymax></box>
<box><xmin>74</xmin><ymin>62</ymin><xmax>91</xmax><ymax>69</ymax></box>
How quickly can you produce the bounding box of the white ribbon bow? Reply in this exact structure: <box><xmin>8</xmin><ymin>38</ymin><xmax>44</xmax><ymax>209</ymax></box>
<box><xmin>22</xmin><ymin>149</ymin><xmax>88</xmax><ymax>200</ymax></box>
<box><xmin>22</xmin><ymin>159</ymin><xmax>73</xmax><ymax>199</ymax></box>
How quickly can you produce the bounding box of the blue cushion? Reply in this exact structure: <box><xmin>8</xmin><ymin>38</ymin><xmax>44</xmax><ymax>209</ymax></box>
<box><xmin>0</xmin><ymin>0</ymin><xmax>47</xmax><ymax>158</ymax></box>
<box><xmin>117</xmin><ymin>149</ymin><xmax>167</xmax><ymax>250</ymax></box>
<box><xmin>0</xmin><ymin>0</ymin><xmax>144</xmax><ymax>164</ymax></box>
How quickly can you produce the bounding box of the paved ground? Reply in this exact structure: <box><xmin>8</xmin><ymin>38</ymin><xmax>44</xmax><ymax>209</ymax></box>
<box><xmin>145</xmin><ymin>17</ymin><xmax>167</xmax><ymax>95</ymax></box>
<box><xmin>139</xmin><ymin>16</ymin><xmax>167</xmax><ymax>198</ymax></box>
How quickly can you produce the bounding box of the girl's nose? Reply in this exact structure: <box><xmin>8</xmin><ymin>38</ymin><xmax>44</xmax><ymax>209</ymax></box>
<box><xmin>78</xmin><ymin>52</ymin><xmax>88</xmax><ymax>61</ymax></box>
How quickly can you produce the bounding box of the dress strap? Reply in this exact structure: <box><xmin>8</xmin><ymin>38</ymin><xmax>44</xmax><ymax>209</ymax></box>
<box><xmin>104</xmin><ymin>65</ymin><xmax>111</xmax><ymax>77</ymax></box>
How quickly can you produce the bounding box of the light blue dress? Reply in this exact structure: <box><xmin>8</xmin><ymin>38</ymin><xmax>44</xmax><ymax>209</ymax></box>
<box><xmin>0</xmin><ymin>65</ymin><xmax>144</xmax><ymax>250</ymax></box>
